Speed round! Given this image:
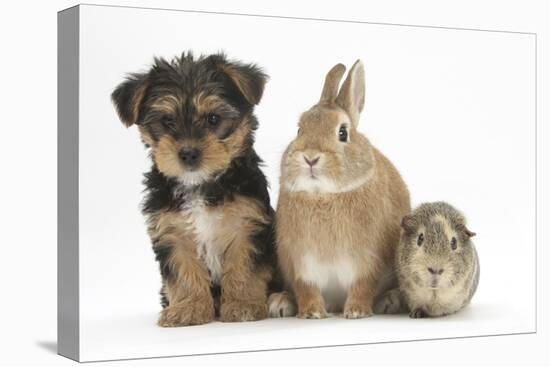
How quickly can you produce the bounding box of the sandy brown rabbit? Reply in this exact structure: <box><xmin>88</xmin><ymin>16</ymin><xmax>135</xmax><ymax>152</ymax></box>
<box><xmin>271</xmin><ymin>61</ymin><xmax>411</xmax><ymax>319</ymax></box>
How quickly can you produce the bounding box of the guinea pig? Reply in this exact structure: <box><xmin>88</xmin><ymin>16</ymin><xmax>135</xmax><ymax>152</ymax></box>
<box><xmin>375</xmin><ymin>201</ymin><xmax>479</xmax><ymax>318</ymax></box>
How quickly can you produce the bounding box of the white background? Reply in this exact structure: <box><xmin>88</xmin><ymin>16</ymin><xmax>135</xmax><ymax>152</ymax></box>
<box><xmin>0</xmin><ymin>0</ymin><xmax>548</xmax><ymax>366</ymax></box>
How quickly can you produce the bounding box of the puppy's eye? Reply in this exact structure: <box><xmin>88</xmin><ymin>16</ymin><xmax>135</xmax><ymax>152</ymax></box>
<box><xmin>451</xmin><ymin>237</ymin><xmax>457</xmax><ymax>250</ymax></box>
<box><xmin>417</xmin><ymin>233</ymin><xmax>424</xmax><ymax>246</ymax></box>
<box><xmin>338</xmin><ymin>125</ymin><xmax>348</xmax><ymax>142</ymax></box>
<box><xmin>207</xmin><ymin>113</ymin><xmax>221</xmax><ymax>126</ymax></box>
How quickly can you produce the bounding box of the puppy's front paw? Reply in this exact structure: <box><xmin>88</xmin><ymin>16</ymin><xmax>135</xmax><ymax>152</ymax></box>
<box><xmin>158</xmin><ymin>299</ymin><xmax>214</xmax><ymax>327</ymax></box>
<box><xmin>409</xmin><ymin>308</ymin><xmax>428</xmax><ymax>319</ymax></box>
<box><xmin>343</xmin><ymin>301</ymin><xmax>373</xmax><ymax>319</ymax></box>
<box><xmin>297</xmin><ymin>303</ymin><xmax>328</xmax><ymax>319</ymax></box>
<box><xmin>220</xmin><ymin>300</ymin><xmax>268</xmax><ymax>322</ymax></box>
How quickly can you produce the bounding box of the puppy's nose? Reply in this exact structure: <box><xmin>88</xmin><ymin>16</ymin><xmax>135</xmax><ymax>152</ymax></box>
<box><xmin>179</xmin><ymin>148</ymin><xmax>201</xmax><ymax>167</ymax></box>
<box><xmin>428</xmin><ymin>267</ymin><xmax>444</xmax><ymax>275</ymax></box>
<box><xmin>304</xmin><ymin>156</ymin><xmax>320</xmax><ymax>167</ymax></box>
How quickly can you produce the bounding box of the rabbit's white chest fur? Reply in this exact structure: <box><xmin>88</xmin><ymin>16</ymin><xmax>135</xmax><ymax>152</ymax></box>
<box><xmin>299</xmin><ymin>254</ymin><xmax>356</xmax><ymax>312</ymax></box>
<box><xmin>181</xmin><ymin>199</ymin><xmax>225</xmax><ymax>285</ymax></box>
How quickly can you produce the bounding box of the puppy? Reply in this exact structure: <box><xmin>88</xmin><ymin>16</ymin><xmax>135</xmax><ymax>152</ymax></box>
<box><xmin>111</xmin><ymin>52</ymin><xmax>277</xmax><ymax>326</ymax></box>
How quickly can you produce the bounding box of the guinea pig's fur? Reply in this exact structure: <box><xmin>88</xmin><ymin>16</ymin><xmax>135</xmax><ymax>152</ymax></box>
<box><xmin>272</xmin><ymin>61</ymin><xmax>410</xmax><ymax>319</ymax></box>
<box><xmin>375</xmin><ymin>202</ymin><xmax>479</xmax><ymax>318</ymax></box>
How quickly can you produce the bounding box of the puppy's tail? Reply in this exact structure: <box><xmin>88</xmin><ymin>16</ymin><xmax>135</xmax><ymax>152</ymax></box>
<box><xmin>373</xmin><ymin>288</ymin><xmax>408</xmax><ymax>314</ymax></box>
<box><xmin>268</xmin><ymin>291</ymin><xmax>297</xmax><ymax>318</ymax></box>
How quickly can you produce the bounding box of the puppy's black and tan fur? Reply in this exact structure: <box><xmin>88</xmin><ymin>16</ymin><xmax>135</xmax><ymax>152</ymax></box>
<box><xmin>112</xmin><ymin>52</ymin><xmax>278</xmax><ymax>326</ymax></box>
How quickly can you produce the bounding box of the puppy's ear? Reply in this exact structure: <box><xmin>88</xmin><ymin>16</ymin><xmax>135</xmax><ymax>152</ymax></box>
<box><xmin>216</xmin><ymin>58</ymin><xmax>268</xmax><ymax>105</ymax></box>
<box><xmin>111</xmin><ymin>73</ymin><xmax>149</xmax><ymax>127</ymax></box>
<box><xmin>457</xmin><ymin>223</ymin><xmax>476</xmax><ymax>238</ymax></box>
<box><xmin>401</xmin><ymin>214</ymin><xmax>418</xmax><ymax>235</ymax></box>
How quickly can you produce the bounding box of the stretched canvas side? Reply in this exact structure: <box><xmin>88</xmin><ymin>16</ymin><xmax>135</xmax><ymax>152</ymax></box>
<box><xmin>57</xmin><ymin>5</ymin><xmax>80</xmax><ymax>362</ymax></box>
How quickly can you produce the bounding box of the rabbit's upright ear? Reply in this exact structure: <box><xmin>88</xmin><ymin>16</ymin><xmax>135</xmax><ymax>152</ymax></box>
<box><xmin>336</xmin><ymin>60</ymin><xmax>365</xmax><ymax>127</ymax></box>
<box><xmin>319</xmin><ymin>63</ymin><xmax>346</xmax><ymax>104</ymax></box>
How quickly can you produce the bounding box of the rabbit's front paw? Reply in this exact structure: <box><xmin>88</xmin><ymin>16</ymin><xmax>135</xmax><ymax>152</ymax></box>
<box><xmin>298</xmin><ymin>303</ymin><xmax>328</xmax><ymax>319</ymax></box>
<box><xmin>343</xmin><ymin>301</ymin><xmax>373</xmax><ymax>319</ymax></box>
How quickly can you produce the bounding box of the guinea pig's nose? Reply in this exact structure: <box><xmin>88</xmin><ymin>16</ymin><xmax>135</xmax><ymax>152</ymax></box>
<box><xmin>428</xmin><ymin>267</ymin><xmax>444</xmax><ymax>275</ymax></box>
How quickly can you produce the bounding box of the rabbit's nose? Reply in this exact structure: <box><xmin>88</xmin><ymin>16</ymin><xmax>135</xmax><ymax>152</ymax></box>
<box><xmin>428</xmin><ymin>267</ymin><xmax>444</xmax><ymax>275</ymax></box>
<box><xmin>304</xmin><ymin>156</ymin><xmax>320</xmax><ymax>167</ymax></box>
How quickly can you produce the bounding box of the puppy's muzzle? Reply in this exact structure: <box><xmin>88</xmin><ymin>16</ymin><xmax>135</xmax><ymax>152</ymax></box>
<box><xmin>179</xmin><ymin>147</ymin><xmax>202</xmax><ymax>168</ymax></box>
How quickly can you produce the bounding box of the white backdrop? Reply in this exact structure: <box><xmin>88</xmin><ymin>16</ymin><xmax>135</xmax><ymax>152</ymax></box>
<box><xmin>75</xmin><ymin>4</ymin><xmax>535</xmax><ymax>362</ymax></box>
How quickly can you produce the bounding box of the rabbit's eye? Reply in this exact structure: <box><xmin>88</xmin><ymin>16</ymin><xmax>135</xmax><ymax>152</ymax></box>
<box><xmin>417</xmin><ymin>233</ymin><xmax>424</xmax><ymax>246</ymax></box>
<box><xmin>338</xmin><ymin>125</ymin><xmax>348</xmax><ymax>142</ymax></box>
<box><xmin>451</xmin><ymin>237</ymin><xmax>457</xmax><ymax>250</ymax></box>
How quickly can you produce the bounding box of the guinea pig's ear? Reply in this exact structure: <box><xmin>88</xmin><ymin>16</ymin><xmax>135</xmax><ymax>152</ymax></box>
<box><xmin>457</xmin><ymin>223</ymin><xmax>476</xmax><ymax>238</ymax></box>
<box><xmin>401</xmin><ymin>215</ymin><xmax>418</xmax><ymax>235</ymax></box>
<box><xmin>215</xmin><ymin>55</ymin><xmax>268</xmax><ymax>105</ymax></box>
<box><xmin>111</xmin><ymin>72</ymin><xmax>149</xmax><ymax>127</ymax></box>
<box><xmin>319</xmin><ymin>63</ymin><xmax>346</xmax><ymax>104</ymax></box>
<box><xmin>336</xmin><ymin>59</ymin><xmax>365</xmax><ymax>127</ymax></box>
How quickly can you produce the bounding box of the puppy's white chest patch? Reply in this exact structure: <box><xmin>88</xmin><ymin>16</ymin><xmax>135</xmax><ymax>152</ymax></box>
<box><xmin>181</xmin><ymin>199</ymin><xmax>225</xmax><ymax>284</ymax></box>
<box><xmin>299</xmin><ymin>254</ymin><xmax>356</xmax><ymax>312</ymax></box>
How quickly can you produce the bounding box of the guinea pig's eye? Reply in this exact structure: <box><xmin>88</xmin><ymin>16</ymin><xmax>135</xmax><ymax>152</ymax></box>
<box><xmin>207</xmin><ymin>113</ymin><xmax>221</xmax><ymax>126</ymax></box>
<box><xmin>451</xmin><ymin>237</ymin><xmax>457</xmax><ymax>250</ymax></box>
<box><xmin>338</xmin><ymin>125</ymin><xmax>348</xmax><ymax>142</ymax></box>
<box><xmin>297</xmin><ymin>127</ymin><xmax>302</xmax><ymax>135</ymax></box>
<box><xmin>417</xmin><ymin>233</ymin><xmax>424</xmax><ymax>246</ymax></box>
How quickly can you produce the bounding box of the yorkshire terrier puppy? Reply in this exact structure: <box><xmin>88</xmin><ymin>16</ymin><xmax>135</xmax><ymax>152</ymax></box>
<box><xmin>112</xmin><ymin>52</ymin><xmax>278</xmax><ymax>326</ymax></box>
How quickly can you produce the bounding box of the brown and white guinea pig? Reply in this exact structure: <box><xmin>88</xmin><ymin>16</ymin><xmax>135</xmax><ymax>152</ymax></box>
<box><xmin>374</xmin><ymin>202</ymin><xmax>479</xmax><ymax>318</ymax></box>
<box><xmin>270</xmin><ymin>60</ymin><xmax>410</xmax><ymax>319</ymax></box>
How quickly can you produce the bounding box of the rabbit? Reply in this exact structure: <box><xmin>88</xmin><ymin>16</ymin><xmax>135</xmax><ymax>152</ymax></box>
<box><xmin>271</xmin><ymin>60</ymin><xmax>411</xmax><ymax>319</ymax></box>
<box><xmin>374</xmin><ymin>202</ymin><xmax>479</xmax><ymax>318</ymax></box>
